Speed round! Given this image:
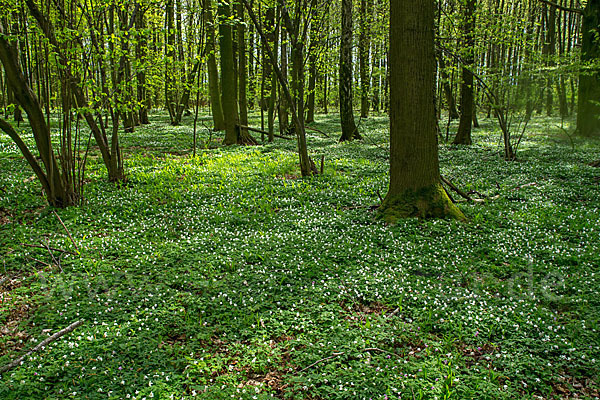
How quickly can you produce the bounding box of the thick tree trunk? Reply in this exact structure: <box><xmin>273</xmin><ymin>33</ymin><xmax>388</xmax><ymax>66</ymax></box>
<box><xmin>339</xmin><ymin>0</ymin><xmax>360</xmax><ymax>141</ymax></box>
<box><xmin>380</xmin><ymin>0</ymin><xmax>465</xmax><ymax>222</ymax></box>
<box><xmin>453</xmin><ymin>0</ymin><xmax>475</xmax><ymax>145</ymax></box>
<box><xmin>577</xmin><ymin>0</ymin><xmax>600</xmax><ymax>137</ymax></box>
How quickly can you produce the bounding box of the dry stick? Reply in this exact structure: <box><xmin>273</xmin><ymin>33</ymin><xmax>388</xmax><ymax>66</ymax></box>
<box><xmin>297</xmin><ymin>348</ymin><xmax>396</xmax><ymax>374</ymax></box>
<box><xmin>440</xmin><ymin>176</ymin><xmax>477</xmax><ymax>203</ymax></box>
<box><xmin>26</xmin><ymin>256</ymin><xmax>52</xmax><ymax>268</ymax></box>
<box><xmin>238</xmin><ymin>125</ymin><xmax>292</xmax><ymax>141</ymax></box>
<box><xmin>0</xmin><ymin>320</ymin><xmax>84</xmax><ymax>374</ymax></box>
<box><xmin>387</xmin><ymin>307</ymin><xmax>401</xmax><ymax>318</ymax></box>
<box><xmin>20</xmin><ymin>243</ymin><xmax>76</xmax><ymax>256</ymax></box>
<box><xmin>41</xmin><ymin>239</ymin><xmax>62</xmax><ymax>272</ymax></box>
<box><xmin>52</xmin><ymin>211</ymin><xmax>79</xmax><ymax>253</ymax></box>
<box><xmin>305</xmin><ymin>125</ymin><xmax>330</xmax><ymax>138</ymax></box>
<box><xmin>297</xmin><ymin>352</ymin><xmax>345</xmax><ymax>374</ymax></box>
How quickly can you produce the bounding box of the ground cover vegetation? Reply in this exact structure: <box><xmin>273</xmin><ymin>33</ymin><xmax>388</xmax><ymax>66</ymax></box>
<box><xmin>1</xmin><ymin>0</ymin><xmax>600</xmax><ymax>398</ymax></box>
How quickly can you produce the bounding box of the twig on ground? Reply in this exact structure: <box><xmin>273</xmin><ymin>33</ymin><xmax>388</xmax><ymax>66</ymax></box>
<box><xmin>305</xmin><ymin>125</ymin><xmax>330</xmax><ymax>138</ymax></box>
<box><xmin>297</xmin><ymin>347</ymin><xmax>397</xmax><ymax>374</ymax></box>
<box><xmin>26</xmin><ymin>256</ymin><xmax>52</xmax><ymax>268</ymax></box>
<box><xmin>297</xmin><ymin>352</ymin><xmax>345</xmax><ymax>374</ymax></box>
<box><xmin>387</xmin><ymin>307</ymin><xmax>400</xmax><ymax>318</ymax></box>
<box><xmin>20</xmin><ymin>243</ymin><xmax>77</xmax><ymax>256</ymax></box>
<box><xmin>441</xmin><ymin>176</ymin><xmax>481</xmax><ymax>203</ymax></box>
<box><xmin>238</xmin><ymin>125</ymin><xmax>292</xmax><ymax>141</ymax></box>
<box><xmin>0</xmin><ymin>320</ymin><xmax>84</xmax><ymax>374</ymax></box>
<box><xmin>41</xmin><ymin>239</ymin><xmax>62</xmax><ymax>272</ymax></box>
<box><xmin>52</xmin><ymin>211</ymin><xmax>79</xmax><ymax>253</ymax></box>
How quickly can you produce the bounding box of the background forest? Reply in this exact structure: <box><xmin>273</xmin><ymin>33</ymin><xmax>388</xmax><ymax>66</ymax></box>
<box><xmin>1</xmin><ymin>0</ymin><xmax>600</xmax><ymax>399</ymax></box>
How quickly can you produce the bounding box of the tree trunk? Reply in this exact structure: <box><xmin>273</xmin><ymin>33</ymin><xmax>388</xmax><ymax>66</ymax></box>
<box><xmin>165</xmin><ymin>0</ymin><xmax>176</xmax><ymax>123</ymax></box>
<box><xmin>577</xmin><ymin>0</ymin><xmax>600</xmax><ymax>137</ymax></box>
<box><xmin>218</xmin><ymin>1</ymin><xmax>241</xmax><ymax>145</ymax></box>
<box><xmin>339</xmin><ymin>0</ymin><xmax>360</xmax><ymax>141</ymax></box>
<box><xmin>379</xmin><ymin>0</ymin><xmax>465</xmax><ymax>222</ymax></box>
<box><xmin>359</xmin><ymin>0</ymin><xmax>372</xmax><ymax>118</ymax></box>
<box><xmin>205</xmin><ymin>0</ymin><xmax>225</xmax><ymax>131</ymax></box>
<box><xmin>0</xmin><ymin>26</ymin><xmax>74</xmax><ymax>207</ymax></box>
<box><xmin>453</xmin><ymin>0</ymin><xmax>475</xmax><ymax>145</ymax></box>
<box><xmin>236</xmin><ymin>2</ymin><xmax>249</xmax><ymax>137</ymax></box>
<box><xmin>135</xmin><ymin>7</ymin><xmax>150</xmax><ymax>124</ymax></box>
<box><xmin>438</xmin><ymin>51</ymin><xmax>459</xmax><ymax>120</ymax></box>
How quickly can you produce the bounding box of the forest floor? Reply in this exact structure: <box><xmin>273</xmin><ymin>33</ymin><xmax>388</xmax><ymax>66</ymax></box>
<box><xmin>1</xmin><ymin>112</ymin><xmax>600</xmax><ymax>399</ymax></box>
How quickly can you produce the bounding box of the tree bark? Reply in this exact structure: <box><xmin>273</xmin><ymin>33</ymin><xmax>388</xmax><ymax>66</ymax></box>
<box><xmin>359</xmin><ymin>0</ymin><xmax>372</xmax><ymax>118</ymax></box>
<box><xmin>577</xmin><ymin>0</ymin><xmax>600</xmax><ymax>137</ymax></box>
<box><xmin>339</xmin><ymin>0</ymin><xmax>361</xmax><ymax>141</ymax></box>
<box><xmin>379</xmin><ymin>0</ymin><xmax>465</xmax><ymax>222</ymax></box>
<box><xmin>453</xmin><ymin>0</ymin><xmax>475</xmax><ymax>145</ymax></box>
<box><xmin>205</xmin><ymin>0</ymin><xmax>225</xmax><ymax>130</ymax></box>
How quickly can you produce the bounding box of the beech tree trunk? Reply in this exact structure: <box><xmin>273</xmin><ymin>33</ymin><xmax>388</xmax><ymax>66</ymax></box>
<box><xmin>577</xmin><ymin>0</ymin><xmax>600</xmax><ymax>137</ymax></box>
<box><xmin>380</xmin><ymin>0</ymin><xmax>465</xmax><ymax>222</ymax></box>
<box><xmin>218</xmin><ymin>1</ymin><xmax>241</xmax><ymax>145</ymax></box>
<box><xmin>205</xmin><ymin>0</ymin><xmax>225</xmax><ymax>131</ymax></box>
<box><xmin>359</xmin><ymin>0</ymin><xmax>372</xmax><ymax>118</ymax></box>
<box><xmin>453</xmin><ymin>0</ymin><xmax>475</xmax><ymax>145</ymax></box>
<box><xmin>339</xmin><ymin>0</ymin><xmax>360</xmax><ymax>141</ymax></box>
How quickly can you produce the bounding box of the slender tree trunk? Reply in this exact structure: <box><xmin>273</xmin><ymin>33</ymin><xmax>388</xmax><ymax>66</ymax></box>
<box><xmin>236</xmin><ymin>2</ymin><xmax>249</xmax><ymax>136</ymax></box>
<box><xmin>359</xmin><ymin>0</ymin><xmax>372</xmax><ymax>118</ymax></box>
<box><xmin>218</xmin><ymin>1</ymin><xmax>241</xmax><ymax>144</ymax></box>
<box><xmin>136</xmin><ymin>7</ymin><xmax>150</xmax><ymax>124</ymax></box>
<box><xmin>438</xmin><ymin>51</ymin><xmax>460</xmax><ymax>120</ymax></box>
<box><xmin>165</xmin><ymin>0</ymin><xmax>176</xmax><ymax>123</ymax></box>
<box><xmin>0</xmin><ymin>25</ymin><xmax>74</xmax><ymax>207</ymax></box>
<box><xmin>339</xmin><ymin>0</ymin><xmax>360</xmax><ymax>141</ymax></box>
<box><xmin>380</xmin><ymin>0</ymin><xmax>464</xmax><ymax>222</ymax></box>
<box><xmin>205</xmin><ymin>0</ymin><xmax>225</xmax><ymax>130</ymax></box>
<box><xmin>453</xmin><ymin>0</ymin><xmax>475</xmax><ymax>145</ymax></box>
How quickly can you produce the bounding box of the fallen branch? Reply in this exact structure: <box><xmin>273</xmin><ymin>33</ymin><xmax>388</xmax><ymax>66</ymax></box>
<box><xmin>53</xmin><ymin>211</ymin><xmax>79</xmax><ymax>253</ymax></box>
<box><xmin>297</xmin><ymin>352</ymin><xmax>345</xmax><ymax>374</ymax></box>
<box><xmin>297</xmin><ymin>347</ymin><xmax>397</xmax><ymax>374</ymax></box>
<box><xmin>20</xmin><ymin>243</ymin><xmax>77</xmax><ymax>256</ymax></box>
<box><xmin>26</xmin><ymin>256</ymin><xmax>52</xmax><ymax>268</ymax></box>
<box><xmin>441</xmin><ymin>176</ymin><xmax>484</xmax><ymax>203</ymax></box>
<box><xmin>0</xmin><ymin>320</ymin><xmax>84</xmax><ymax>374</ymax></box>
<box><xmin>387</xmin><ymin>307</ymin><xmax>400</xmax><ymax>318</ymax></box>
<box><xmin>238</xmin><ymin>125</ymin><xmax>292</xmax><ymax>141</ymax></box>
<box><xmin>305</xmin><ymin>125</ymin><xmax>330</xmax><ymax>138</ymax></box>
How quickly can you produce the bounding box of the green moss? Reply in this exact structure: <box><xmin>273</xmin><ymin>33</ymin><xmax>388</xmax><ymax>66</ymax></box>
<box><xmin>378</xmin><ymin>183</ymin><xmax>467</xmax><ymax>223</ymax></box>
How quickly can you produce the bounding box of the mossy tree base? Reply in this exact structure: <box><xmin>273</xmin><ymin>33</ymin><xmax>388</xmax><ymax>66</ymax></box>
<box><xmin>379</xmin><ymin>183</ymin><xmax>466</xmax><ymax>223</ymax></box>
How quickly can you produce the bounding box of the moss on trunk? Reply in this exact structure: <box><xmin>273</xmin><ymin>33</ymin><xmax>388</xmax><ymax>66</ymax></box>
<box><xmin>379</xmin><ymin>184</ymin><xmax>466</xmax><ymax>223</ymax></box>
